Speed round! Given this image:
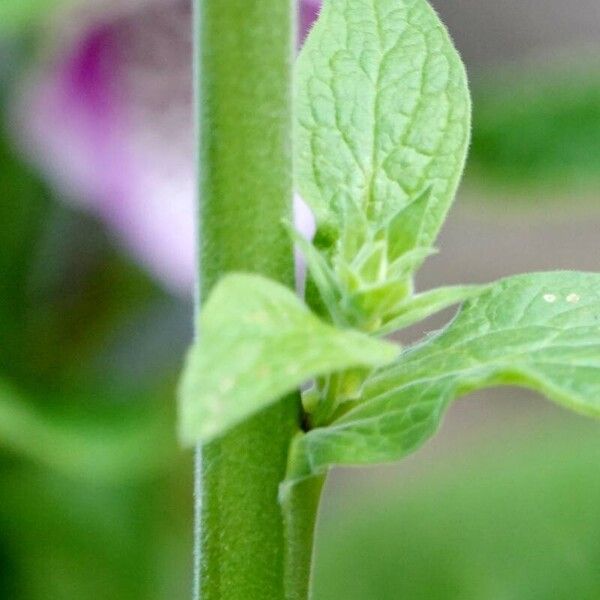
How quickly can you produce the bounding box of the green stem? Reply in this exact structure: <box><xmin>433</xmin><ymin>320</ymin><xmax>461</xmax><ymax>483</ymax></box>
<box><xmin>282</xmin><ymin>475</ymin><xmax>326</xmax><ymax>600</ymax></box>
<box><xmin>193</xmin><ymin>0</ymin><xmax>322</xmax><ymax>598</ymax></box>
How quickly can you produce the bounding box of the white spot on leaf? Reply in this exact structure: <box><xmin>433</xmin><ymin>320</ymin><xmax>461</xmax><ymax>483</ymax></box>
<box><xmin>543</xmin><ymin>294</ymin><xmax>557</xmax><ymax>304</ymax></box>
<box><xmin>206</xmin><ymin>396</ymin><xmax>223</xmax><ymax>416</ymax></box>
<box><xmin>219</xmin><ymin>378</ymin><xmax>235</xmax><ymax>394</ymax></box>
<box><xmin>566</xmin><ymin>293</ymin><xmax>581</xmax><ymax>304</ymax></box>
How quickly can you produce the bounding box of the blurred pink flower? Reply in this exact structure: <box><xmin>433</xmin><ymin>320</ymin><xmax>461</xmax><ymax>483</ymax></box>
<box><xmin>15</xmin><ymin>0</ymin><xmax>321</xmax><ymax>295</ymax></box>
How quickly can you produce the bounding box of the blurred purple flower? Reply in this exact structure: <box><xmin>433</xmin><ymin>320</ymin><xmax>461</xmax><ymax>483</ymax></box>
<box><xmin>300</xmin><ymin>0</ymin><xmax>321</xmax><ymax>42</ymax></box>
<box><xmin>15</xmin><ymin>0</ymin><xmax>321</xmax><ymax>295</ymax></box>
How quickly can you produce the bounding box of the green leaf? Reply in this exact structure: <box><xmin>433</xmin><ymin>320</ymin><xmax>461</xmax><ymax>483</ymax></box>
<box><xmin>179</xmin><ymin>273</ymin><xmax>398</xmax><ymax>445</ymax></box>
<box><xmin>383</xmin><ymin>187</ymin><xmax>433</xmax><ymax>261</ymax></box>
<box><xmin>377</xmin><ymin>283</ymin><xmax>486</xmax><ymax>335</ymax></box>
<box><xmin>295</xmin><ymin>0</ymin><xmax>470</xmax><ymax>242</ymax></box>
<box><xmin>284</xmin><ymin>222</ymin><xmax>348</xmax><ymax>327</ymax></box>
<box><xmin>287</xmin><ymin>271</ymin><xmax>600</xmax><ymax>482</ymax></box>
<box><xmin>387</xmin><ymin>247</ymin><xmax>436</xmax><ymax>280</ymax></box>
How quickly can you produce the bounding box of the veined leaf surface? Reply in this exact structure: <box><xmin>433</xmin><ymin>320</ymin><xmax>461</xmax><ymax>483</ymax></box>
<box><xmin>295</xmin><ymin>0</ymin><xmax>470</xmax><ymax>245</ymax></box>
<box><xmin>179</xmin><ymin>273</ymin><xmax>398</xmax><ymax>445</ymax></box>
<box><xmin>288</xmin><ymin>272</ymin><xmax>600</xmax><ymax>482</ymax></box>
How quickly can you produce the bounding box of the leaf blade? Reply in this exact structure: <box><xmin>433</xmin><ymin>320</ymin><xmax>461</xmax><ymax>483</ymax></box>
<box><xmin>295</xmin><ymin>0</ymin><xmax>470</xmax><ymax>243</ymax></box>
<box><xmin>289</xmin><ymin>271</ymin><xmax>600</xmax><ymax>480</ymax></box>
<box><xmin>377</xmin><ymin>283</ymin><xmax>487</xmax><ymax>335</ymax></box>
<box><xmin>179</xmin><ymin>273</ymin><xmax>398</xmax><ymax>445</ymax></box>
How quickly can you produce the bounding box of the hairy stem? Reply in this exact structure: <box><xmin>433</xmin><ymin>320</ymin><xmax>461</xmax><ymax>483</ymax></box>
<box><xmin>193</xmin><ymin>0</ymin><xmax>321</xmax><ymax>598</ymax></box>
<box><xmin>282</xmin><ymin>475</ymin><xmax>326</xmax><ymax>600</ymax></box>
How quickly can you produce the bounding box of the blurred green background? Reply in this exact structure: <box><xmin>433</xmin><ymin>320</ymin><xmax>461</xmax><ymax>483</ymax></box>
<box><xmin>1</xmin><ymin>1</ymin><xmax>600</xmax><ymax>598</ymax></box>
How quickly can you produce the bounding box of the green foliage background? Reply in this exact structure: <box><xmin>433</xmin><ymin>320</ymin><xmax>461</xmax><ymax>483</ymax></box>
<box><xmin>315</xmin><ymin>419</ymin><xmax>600</xmax><ymax>600</ymax></box>
<box><xmin>0</xmin><ymin>43</ymin><xmax>192</xmax><ymax>599</ymax></box>
<box><xmin>469</xmin><ymin>63</ymin><xmax>600</xmax><ymax>197</ymax></box>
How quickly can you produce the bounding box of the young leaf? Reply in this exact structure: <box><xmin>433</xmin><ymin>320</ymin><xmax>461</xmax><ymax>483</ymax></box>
<box><xmin>284</xmin><ymin>222</ymin><xmax>348</xmax><ymax>327</ymax></box>
<box><xmin>295</xmin><ymin>0</ymin><xmax>470</xmax><ymax>242</ymax></box>
<box><xmin>179</xmin><ymin>273</ymin><xmax>398</xmax><ymax>445</ymax></box>
<box><xmin>377</xmin><ymin>283</ymin><xmax>487</xmax><ymax>335</ymax></box>
<box><xmin>287</xmin><ymin>271</ymin><xmax>600</xmax><ymax>482</ymax></box>
<box><xmin>384</xmin><ymin>187</ymin><xmax>433</xmax><ymax>261</ymax></box>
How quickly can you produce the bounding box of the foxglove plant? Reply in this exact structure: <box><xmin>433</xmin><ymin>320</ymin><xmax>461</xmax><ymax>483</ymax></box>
<box><xmin>180</xmin><ymin>0</ymin><xmax>600</xmax><ymax>598</ymax></box>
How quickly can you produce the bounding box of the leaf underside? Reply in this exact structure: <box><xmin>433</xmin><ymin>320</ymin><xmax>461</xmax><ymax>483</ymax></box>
<box><xmin>289</xmin><ymin>272</ymin><xmax>600</xmax><ymax>481</ymax></box>
<box><xmin>179</xmin><ymin>274</ymin><xmax>398</xmax><ymax>445</ymax></box>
